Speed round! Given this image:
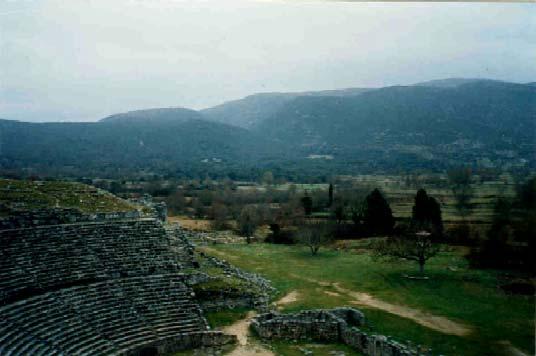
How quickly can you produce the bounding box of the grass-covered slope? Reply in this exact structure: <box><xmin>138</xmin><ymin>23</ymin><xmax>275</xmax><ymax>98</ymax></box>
<box><xmin>0</xmin><ymin>179</ymin><xmax>136</xmax><ymax>214</ymax></box>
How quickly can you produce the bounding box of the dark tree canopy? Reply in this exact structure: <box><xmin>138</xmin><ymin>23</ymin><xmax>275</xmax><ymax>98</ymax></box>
<box><xmin>470</xmin><ymin>177</ymin><xmax>535</xmax><ymax>273</ymax></box>
<box><xmin>333</xmin><ymin>203</ymin><xmax>345</xmax><ymax>225</ymax></box>
<box><xmin>363</xmin><ymin>188</ymin><xmax>394</xmax><ymax>235</ymax></box>
<box><xmin>411</xmin><ymin>189</ymin><xmax>443</xmax><ymax>236</ymax></box>
<box><xmin>447</xmin><ymin>167</ymin><xmax>474</xmax><ymax>218</ymax></box>
<box><xmin>328</xmin><ymin>183</ymin><xmax>334</xmax><ymax>207</ymax></box>
<box><xmin>301</xmin><ymin>195</ymin><xmax>313</xmax><ymax>216</ymax></box>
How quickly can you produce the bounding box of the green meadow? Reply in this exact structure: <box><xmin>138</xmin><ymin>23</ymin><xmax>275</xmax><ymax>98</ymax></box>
<box><xmin>200</xmin><ymin>243</ymin><xmax>534</xmax><ymax>356</ymax></box>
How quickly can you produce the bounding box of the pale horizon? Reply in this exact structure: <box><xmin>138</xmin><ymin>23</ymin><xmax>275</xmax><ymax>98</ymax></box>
<box><xmin>1</xmin><ymin>0</ymin><xmax>534</xmax><ymax>122</ymax></box>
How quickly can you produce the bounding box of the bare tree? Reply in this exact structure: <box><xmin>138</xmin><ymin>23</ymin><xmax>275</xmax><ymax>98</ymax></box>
<box><xmin>447</xmin><ymin>167</ymin><xmax>474</xmax><ymax>219</ymax></box>
<box><xmin>261</xmin><ymin>171</ymin><xmax>274</xmax><ymax>186</ymax></box>
<box><xmin>295</xmin><ymin>222</ymin><xmax>333</xmax><ymax>256</ymax></box>
<box><xmin>165</xmin><ymin>190</ymin><xmax>186</xmax><ymax>215</ymax></box>
<box><xmin>330</xmin><ymin>197</ymin><xmax>346</xmax><ymax>225</ymax></box>
<box><xmin>374</xmin><ymin>231</ymin><xmax>440</xmax><ymax>274</ymax></box>
<box><xmin>210</xmin><ymin>202</ymin><xmax>229</xmax><ymax>230</ymax></box>
<box><xmin>238</xmin><ymin>205</ymin><xmax>260</xmax><ymax>244</ymax></box>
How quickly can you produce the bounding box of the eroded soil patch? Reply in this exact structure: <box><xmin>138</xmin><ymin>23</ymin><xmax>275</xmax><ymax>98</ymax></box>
<box><xmin>221</xmin><ymin>291</ymin><xmax>301</xmax><ymax>356</ymax></box>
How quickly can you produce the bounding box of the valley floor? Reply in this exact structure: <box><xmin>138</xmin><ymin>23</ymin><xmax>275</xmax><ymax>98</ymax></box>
<box><xmin>199</xmin><ymin>242</ymin><xmax>534</xmax><ymax>356</ymax></box>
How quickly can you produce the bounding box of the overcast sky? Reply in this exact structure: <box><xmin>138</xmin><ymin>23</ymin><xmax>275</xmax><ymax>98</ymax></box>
<box><xmin>0</xmin><ymin>0</ymin><xmax>534</xmax><ymax>122</ymax></box>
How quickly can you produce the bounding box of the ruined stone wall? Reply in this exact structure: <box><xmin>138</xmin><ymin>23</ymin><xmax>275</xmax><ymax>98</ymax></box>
<box><xmin>197</xmin><ymin>253</ymin><xmax>275</xmax><ymax>312</ymax></box>
<box><xmin>166</xmin><ymin>224</ymin><xmax>275</xmax><ymax>313</ymax></box>
<box><xmin>183</xmin><ymin>229</ymin><xmax>249</xmax><ymax>245</ymax></box>
<box><xmin>200</xmin><ymin>253</ymin><xmax>276</xmax><ymax>296</ymax></box>
<box><xmin>129</xmin><ymin>194</ymin><xmax>167</xmax><ymax>222</ymax></box>
<box><xmin>252</xmin><ymin>308</ymin><xmax>426</xmax><ymax>356</ymax></box>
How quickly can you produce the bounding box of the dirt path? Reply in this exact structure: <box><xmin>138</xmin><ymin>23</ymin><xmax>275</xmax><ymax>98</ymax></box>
<box><xmin>274</xmin><ymin>290</ymin><xmax>299</xmax><ymax>310</ymax></box>
<box><xmin>223</xmin><ymin>311</ymin><xmax>274</xmax><ymax>356</ymax></box>
<box><xmin>497</xmin><ymin>341</ymin><xmax>530</xmax><ymax>356</ymax></box>
<box><xmin>331</xmin><ymin>283</ymin><xmax>472</xmax><ymax>336</ymax></box>
<box><xmin>290</xmin><ymin>274</ymin><xmax>473</xmax><ymax>337</ymax></box>
<box><xmin>201</xmin><ymin>246</ymin><xmax>231</xmax><ymax>258</ymax></box>
<box><xmin>222</xmin><ymin>291</ymin><xmax>301</xmax><ymax>356</ymax></box>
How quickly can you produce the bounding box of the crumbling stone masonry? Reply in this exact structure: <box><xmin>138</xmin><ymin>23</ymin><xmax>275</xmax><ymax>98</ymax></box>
<box><xmin>195</xmin><ymin>252</ymin><xmax>275</xmax><ymax>312</ymax></box>
<box><xmin>166</xmin><ymin>224</ymin><xmax>276</xmax><ymax>313</ymax></box>
<box><xmin>129</xmin><ymin>194</ymin><xmax>167</xmax><ymax>222</ymax></box>
<box><xmin>252</xmin><ymin>308</ymin><xmax>428</xmax><ymax>356</ymax></box>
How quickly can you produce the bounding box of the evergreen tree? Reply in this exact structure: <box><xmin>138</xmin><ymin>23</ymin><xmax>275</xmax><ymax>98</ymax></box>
<box><xmin>412</xmin><ymin>189</ymin><xmax>429</xmax><ymax>223</ymax></box>
<box><xmin>411</xmin><ymin>189</ymin><xmax>443</xmax><ymax>236</ymax></box>
<box><xmin>301</xmin><ymin>195</ymin><xmax>313</xmax><ymax>216</ymax></box>
<box><xmin>328</xmin><ymin>183</ymin><xmax>334</xmax><ymax>207</ymax></box>
<box><xmin>238</xmin><ymin>206</ymin><xmax>260</xmax><ymax>244</ymax></box>
<box><xmin>363</xmin><ymin>188</ymin><xmax>394</xmax><ymax>235</ymax></box>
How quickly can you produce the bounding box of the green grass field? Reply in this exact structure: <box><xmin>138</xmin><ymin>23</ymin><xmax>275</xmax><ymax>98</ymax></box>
<box><xmin>200</xmin><ymin>243</ymin><xmax>534</xmax><ymax>356</ymax></box>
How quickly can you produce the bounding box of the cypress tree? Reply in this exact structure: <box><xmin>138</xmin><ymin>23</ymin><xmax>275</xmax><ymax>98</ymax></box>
<box><xmin>411</xmin><ymin>188</ymin><xmax>443</xmax><ymax>236</ymax></box>
<box><xmin>364</xmin><ymin>188</ymin><xmax>394</xmax><ymax>235</ymax></box>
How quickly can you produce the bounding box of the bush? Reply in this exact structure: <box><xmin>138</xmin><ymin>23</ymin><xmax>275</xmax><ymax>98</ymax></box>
<box><xmin>264</xmin><ymin>224</ymin><xmax>295</xmax><ymax>244</ymax></box>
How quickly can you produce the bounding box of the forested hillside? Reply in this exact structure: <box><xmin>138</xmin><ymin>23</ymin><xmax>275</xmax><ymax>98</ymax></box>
<box><xmin>0</xmin><ymin>79</ymin><xmax>533</xmax><ymax>179</ymax></box>
<box><xmin>253</xmin><ymin>81</ymin><xmax>535</xmax><ymax>172</ymax></box>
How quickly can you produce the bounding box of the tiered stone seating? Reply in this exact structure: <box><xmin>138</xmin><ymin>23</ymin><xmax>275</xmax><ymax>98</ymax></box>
<box><xmin>0</xmin><ymin>218</ymin><xmax>224</xmax><ymax>355</ymax></box>
<box><xmin>0</xmin><ymin>219</ymin><xmax>193</xmax><ymax>304</ymax></box>
<box><xmin>0</xmin><ymin>274</ymin><xmax>208</xmax><ymax>355</ymax></box>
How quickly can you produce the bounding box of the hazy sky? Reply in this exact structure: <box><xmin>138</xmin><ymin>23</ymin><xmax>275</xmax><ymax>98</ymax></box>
<box><xmin>0</xmin><ymin>0</ymin><xmax>534</xmax><ymax>122</ymax></box>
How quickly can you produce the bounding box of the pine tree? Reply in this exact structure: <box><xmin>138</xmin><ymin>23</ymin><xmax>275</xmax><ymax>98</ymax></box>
<box><xmin>363</xmin><ymin>188</ymin><xmax>394</xmax><ymax>235</ymax></box>
<box><xmin>301</xmin><ymin>195</ymin><xmax>313</xmax><ymax>216</ymax></box>
<box><xmin>411</xmin><ymin>189</ymin><xmax>443</xmax><ymax>236</ymax></box>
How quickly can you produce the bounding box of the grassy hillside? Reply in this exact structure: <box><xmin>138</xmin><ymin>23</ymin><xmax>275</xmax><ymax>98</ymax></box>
<box><xmin>0</xmin><ymin>179</ymin><xmax>136</xmax><ymax>214</ymax></box>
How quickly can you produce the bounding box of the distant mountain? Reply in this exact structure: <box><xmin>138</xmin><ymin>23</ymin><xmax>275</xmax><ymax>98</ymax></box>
<box><xmin>253</xmin><ymin>81</ymin><xmax>535</xmax><ymax>172</ymax></box>
<box><xmin>413</xmin><ymin>78</ymin><xmax>506</xmax><ymax>88</ymax></box>
<box><xmin>0</xmin><ymin>116</ymin><xmax>281</xmax><ymax>178</ymax></box>
<box><xmin>0</xmin><ymin>79</ymin><xmax>533</xmax><ymax>179</ymax></box>
<box><xmin>100</xmin><ymin>107</ymin><xmax>202</xmax><ymax>124</ymax></box>
<box><xmin>201</xmin><ymin>88</ymin><xmax>370</xmax><ymax>129</ymax></box>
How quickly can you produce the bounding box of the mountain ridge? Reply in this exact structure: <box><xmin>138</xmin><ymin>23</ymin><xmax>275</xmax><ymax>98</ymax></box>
<box><xmin>0</xmin><ymin>78</ymin><xmax>533</xmax><ymax>178</ymax></box>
